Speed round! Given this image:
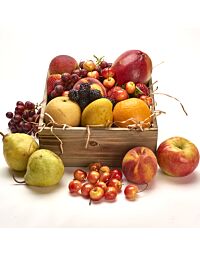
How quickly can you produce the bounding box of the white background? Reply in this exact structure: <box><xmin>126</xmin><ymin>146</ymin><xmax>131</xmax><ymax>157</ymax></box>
<box><xmin>0</xmin><ymin>0</ymin><xmax>200</xmax><ymax>253</ymax></box>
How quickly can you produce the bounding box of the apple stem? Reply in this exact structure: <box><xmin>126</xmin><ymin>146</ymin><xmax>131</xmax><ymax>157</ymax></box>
<box><xmin>12</xmin><ymin>174</ymin><xmax>26</xmax><ymax>184</ymax></box>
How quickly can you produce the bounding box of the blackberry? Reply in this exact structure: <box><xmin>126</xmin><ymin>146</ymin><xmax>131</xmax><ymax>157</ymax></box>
<box><xmin>79</xmin><ymin>83</ymin><xmax>91</xmax><ymax>98</ymax></box>
<box><xmin>89</xmin><ymin>89</ymin><xmax>102</xmax><ymax>102</ymax></box>
<box><xmin>68</xmin><ymin>89</ymin><xmax>80</xmax><ymax>102</ymax></box>
<box><xmin>79</xmin><ymin>98</ymin><xmax>90</xmax><ymax>111</ymax></box>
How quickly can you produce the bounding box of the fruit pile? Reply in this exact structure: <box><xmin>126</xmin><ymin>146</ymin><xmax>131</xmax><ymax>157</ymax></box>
<box><xmin>42</xmin><ymin>50</ymin><xmax>154</xmax><ymax>129</ymax></box>
<box><xmin>68</xmin><ymin>163</ymin><xmax>140</xmax><ymax>203</ymax></box>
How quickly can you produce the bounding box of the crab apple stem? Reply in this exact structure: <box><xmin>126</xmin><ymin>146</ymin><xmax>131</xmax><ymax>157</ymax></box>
<box><xmin>12</xmin><ymin>174</ymin><xmax>26</xmax><ymax>184</ymax></box>
<box><xmin>0</xmin><ymin>131</ymin><xmax>5</xmax><ymax>139</ymax></box>
<box><xmin>89</xmin><ymin>199</ymin><xmax>92</xmax><ymax>206</ymax></box>
<box><xmin>138</xmin><ymin>183</ymin><xmax>148</xmax><ymax>193</ymax></box>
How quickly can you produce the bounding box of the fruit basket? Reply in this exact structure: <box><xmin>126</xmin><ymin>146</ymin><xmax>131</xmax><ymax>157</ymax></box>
<box><xmin>38</xmin><ymin>85</ymin><xmax>158</xmax><ymax>167</ymax></box>
<box><xmin>38</xmin><ymin>52</ymin><xmax>158</xmax><ymax>167</ymax></box>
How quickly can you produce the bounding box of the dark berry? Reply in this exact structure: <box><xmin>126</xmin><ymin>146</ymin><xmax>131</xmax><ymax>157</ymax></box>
<box><xmin>68</xmin><ymin>89</ymin><xmax>80</xmax><ymax>102</ymax></box>
<box><xmin>6</xmin><ymin>112</ymin><xmax>13</xmax><ymax>119</ymax></box>
<box><xmin>89</xmin><ymin>89</ymin><xmax>102</xmax><ymax>102</ymax></box>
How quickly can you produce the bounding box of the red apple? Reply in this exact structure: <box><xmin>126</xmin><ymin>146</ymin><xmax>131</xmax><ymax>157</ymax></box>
<box><xmin>89</xmin><ymin>186</ymin><xmax>104</xmax><ymax>201</ymax></box>
<box><xmin>104</xmin><ymin>186</ymin><xmax>117</xmax><ymax>201</ymax></box>
<box><xmin>103</xmin><ymin>77</ymin><xmax>116</xmax><ymax>89</ymax></box>
<box><xmin>49</xmin><ymin>55</ymin><xmax>78</xmax><ymax>75</ymax></box>
<box><xmin>81</xmin><ymin>183</ymin><xmax>94</xmax><ymax>198</ymax></box>
<box><xmin>124</xmin><ymin>184</ymin><xmax>139</xmax><ymax>200</ymax></box>
<box><xmin>125</xmin><ymin>81</ymin><xmax>136</xmax><ymax>94</ymax></box>
<box><xmin>107</xmin><ymin>86</ymin><xmax>129</xmax><ymax>102</ymax></box>
<box><xmin>73</xmin><ymin>77</ymin><xmax>107</xmax><ymax>96</ymax></box>
<box><xmin>87</xmin><ymin>170</ymin><xmax>100</xmax><ymax>184</ymax></box>
<box><xmin>87</xmin><ymin>71</ymin><xmax>100</xmax><ymax>79</ymax></box>
<box><xmin>157</xmin><ymin>137</ymin><xmax>199</xmax><ymax>177</ymax></box>
<box><xmin>122</xmin><ymin>147</ymin><xmax>158</xmax><ymax>184</ymax></box>
<box><xmin>101</xmin><ymin>67</ymin><xmax>115</xmax><ymax>78</ymax></box>
<box><xmin>112</xmin><ymin>50</ymin><xmax>152</xmax><ymax>85</ymax></box>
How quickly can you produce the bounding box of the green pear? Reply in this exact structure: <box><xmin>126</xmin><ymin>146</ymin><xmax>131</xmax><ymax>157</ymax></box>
<box><xmin>25</xmin><ymin>149</ymin><xmax>64</xmax><ymax>187</ymax></box>
<box><xmin>1</xmin><ymin>132</ymin><xmax>39</xmax><ymax>171</ymax></box>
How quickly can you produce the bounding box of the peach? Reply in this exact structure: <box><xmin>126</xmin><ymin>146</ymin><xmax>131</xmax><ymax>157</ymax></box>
<box><xmin>49</xmin><ymin>55</ymin><xmax>78</xmax><ymax>75</ymax></box>
<box><xmin>122</xmin><ymin>147</ymin><xmax>158</xmax><ymax>184</ymax></box>
<box><xmin>73</xmin><ymin>77</ymin><xmax>107</xmax><ymax>96</ymax></box>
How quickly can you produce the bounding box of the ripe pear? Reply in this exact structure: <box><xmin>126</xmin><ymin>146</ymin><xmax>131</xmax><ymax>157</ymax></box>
<box><xmin>81</xmin><ymin>98</ymin><xmax>113</xmax><ymax>127</ymax></box>
<box><xmin>25</xmin><ymin>149</ymin><xmax>64</xmax><ymax>187</ymax></box>
<box><xmin>1</xmin><ymin>132</ymin><xmax>38</xmax><ymax>171</ymax></box>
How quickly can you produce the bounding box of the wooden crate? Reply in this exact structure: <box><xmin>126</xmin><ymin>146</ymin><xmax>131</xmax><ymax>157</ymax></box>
<box><xmin>38</xmin><ymin>79</ymin><xmax>158</xmax><ymax>167</ymax></box>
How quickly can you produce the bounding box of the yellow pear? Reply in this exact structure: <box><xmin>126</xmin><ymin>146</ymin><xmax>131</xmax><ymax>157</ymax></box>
<box><xmin>81</xmin><ymin>98</ymin><xmax>113</xmax><ymax>127</ymax></box>
<box><xmin>25</xmin><ymin>149</ymin><xmax>64</xmax><ymax>187</ymax></box>
<box><xmin>1</xmin><ymin>132</ymin><xmax>38</xmax><ymax>171</ymax></box>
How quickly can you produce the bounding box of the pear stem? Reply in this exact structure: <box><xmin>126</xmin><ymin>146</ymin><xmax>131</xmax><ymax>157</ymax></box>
<box><xmin>12</xmin><ymin>174</ymin><xmax>26</xmax><ymax>184</ymax></box>
<box><xmin>0</xmin><ymin>131</ymin><xmax>5</xmax><ymax>139</ymax></box>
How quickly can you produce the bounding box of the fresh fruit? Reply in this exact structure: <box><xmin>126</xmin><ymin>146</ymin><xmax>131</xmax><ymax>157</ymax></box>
<box><xmin>87</xmin><ymin>170</ymin><xmax>100</xmax><ymax>184</ymax></box>
<box><xmin>1</xmin><ymin>132</ymin><xmax>38</xmax><ymax>171</ymax></box>
<box><xmin>104</xmin><ymin>186</ymin><xmax>117</xmax><ymax>201</ymax></box>
<box><xmin>44</xmin><ymin>96</ymin><xmax>81</xmax><ymax>127</ymax></box>
<box><xmin>87</xmin><ymin>71</ymin><xmax>100</xmax><ymax>79</ymax></box>
<box><xmin>73</xmin><ymin>169</ymin><xmax>87</xmax><ymax>182</ymax></box>
<box><xmin>22</xmin><ymin>149</ymin><xmax>64</xmax><ymax>187</ymax></box>
<box><xmin>81</xmin><ymin>98</ymin><xmax>113</xmax><ymax>127</ymax></box>
<box><xmin>73</xmin><ymin>77</ymin><xmax>107</xmax><ymax>97</ymax></box>
<box><xmin>110</xmin><ymin>169</ymin><xmax>123</xmax><ymax>181</ymax></box>
<box><xmin>81</xmin><ymin>183</ymin><xmax>94</xmax><ymax>198</ymax></box>
<box><xmin>101</xmin><ymin>67</ymin><xmax>115</xmax><ymax>79</ymax></box>
<box><xmin>107</xmin><ymin>86</ymin><xmax>129</xmax><ymax>102</ymax></box>
<box><xmin>99</xmin><ymin>171</ymin><xmax>111</xmax><ymax>182</ymax></box>
<box><xmin>134</xmin><ymin>83</ymin><xmax>150</xmax><ymax>98</ymax></box>
<box><xmin>112</xmin><ymin>50</ymin><xmax>152</xmax><ymax>85</ymax></box>
<box><xmin>83</xmin><ymin>60</ymin><xmax>96</xmax><ymax>71</ymax></box>
<box><xmin>88</xmin><ymin>162</ymin><xmax>102</xmax><ymax>172</ymax></box>
<box><xmin>89</xmin><ymin>186</ymin><xmax>104</xmax><ymax>202</ymax></box>
<box><xmin>124</xmin><ymin>184</ymin><xmax>139</xmax><ymax>200</ymax></box>
<box><xmin>46</xmin><ymin>74</ymin><xmax>62</xmax><ymax>96</ymax></box>
<box><xmin>95</xmin><ymin>181</ymin><xmax>107</xmax><ymax>192</ymax></box>
<box><xmin>107</xmin><ymin>178</ymin><xmax>122</xmax><ymax>193</ymax></box>
<box><xmin>140</xmin><ymin>95</ymin><xmax>153</xmax><ymax>107</ymax></box>
<box><xmin>113</xmin><ymin>98</ymin><xmax>152</xmax><ymax>128</ymax></box>
<box><xmin>122</xmin><ymin>147</ymin><xmax>158</xmax><ymax>184</ymax></box>
<box><xmin>99</xmin><ymin>165</ymin><xmax>110</xmax><ymax>174</ymax></box>
<box><xmin>69</xmin><ymin>180</ymin><xmax>82</xmax><ymax>194</ymax></box>
<box><xmin>6</xmin><ymin>101</ymin><xmax>41</xmax><ymax>136</ymax></box>
<box><xmin>125</xmin><ymin>81</ymin><xmax>136</xmax><ymax>94</ymax></box>
<box><xmin>49</xmin><ymin>55</ymin><xmax>78</xmax><ymax>75</ymax></box>
<box><xmin>157</xmin><ymin>137</ymin><xmax>199</xmax><ymax>177</ymax></box>
<box><xmin>103</xmin><ymin>77</ymin><xmax>116</xmax><ymax>89</ymax></box>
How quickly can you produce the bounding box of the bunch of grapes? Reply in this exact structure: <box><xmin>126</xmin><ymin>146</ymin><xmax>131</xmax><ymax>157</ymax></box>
<box><xmin>68</xmin><ymin>83</ymin><xmax>102</xmax><ymax>110</ymax></box>
<box><xmin>6</xmin><ymin>101</ymin><xmax>41</xmax><ymax>136</ymax></box>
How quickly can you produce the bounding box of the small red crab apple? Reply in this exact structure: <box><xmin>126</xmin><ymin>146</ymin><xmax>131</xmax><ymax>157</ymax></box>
<box><xmin>125</xmin><ymin>81</ymin><xmax>136</xmax><ymax>94</ymax></box>
<box><xmin>89</xmin><ymin>186</ymin><xmax>104</xmax><ymax>202</ymax></box>
<box><xmin>104</xmin><ymin>186</ymin><xmax>118</xmax><ymax>201</ymax></box>
<box><xmin>99</xmin><ymin>165</ymin><xmax>110</xmax><ymax>174</ymax></box>
<box><xmin>99</xmin><ymin>171</ymin><xmax>111</xmax><ymax>182</ymax></box>
<box><xmin>95</xmin><ymin>181</ymin><xmax>107</xmax><ymax>192</ymax></box>
<box><xmin>110</xmin><ymin>169</ymin><xmax>123</xmax><ymax>181</ymax></box>
<box><xmin>140</xmin><ymin>95</ymin><xmax>153</xmax><ymax>107</ymax></box>
<box><xmin>124</xmin><ymin>184</ymin><xmax>139</xmax><ymax>200</ymax></box>
<box><xmin>87</xmin><ymin>71</ymin><xmax>100</xmax><ymax>79</ymax></box>
<box><xmin>101</xmin><ymin>67</ymin><xmax>115</xmax><ymax>79</ymax></box>
<box><xmin>83</xmin><ymin>60</ymin><xmax>96</xmax><ymax>71</ymax></box>
<box><xmin>68</xmin><ymin>180</ymin><xmax>82</xmax><ymax>194</ymax></box>
<box><xmin>73</xmin><ymin>169</ymin><xmax>87</xmax><ymax>182</ymax></box>
<box><xmin>103</xmin><ymin>77</ymin><xmax>116</xmax><ymax>89</ymax></box>
<box><xmin>87</xmin><ymin>170</ymin><xmax>100</xmax><ymax>184</ymax></box>
<box><xmin>81</xmin><ymin>183</ymin><xmax>94</xmax><ymax>198</ymax></box>
<box><xmin>107</xmin><ymin>178</ymin><xmax>122</xmax><ymax>193</ymax></box>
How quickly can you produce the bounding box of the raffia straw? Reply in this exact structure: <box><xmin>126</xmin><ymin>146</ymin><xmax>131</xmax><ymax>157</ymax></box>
<box><xmin>153</xmin><ymin>92</ymin><xmax>188</xmax><ymax>116</ymax></box>
<box><xmin>50</xmin><ymin>126</ymin><xmax>64</xmax><ymax>155</ymax></box>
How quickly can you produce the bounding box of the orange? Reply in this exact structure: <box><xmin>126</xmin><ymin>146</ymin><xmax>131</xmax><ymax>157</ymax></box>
<box><xmin>113</xmin><ymin>98</ymin><xmax>152</xmax><ymax>128</ymax></box>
